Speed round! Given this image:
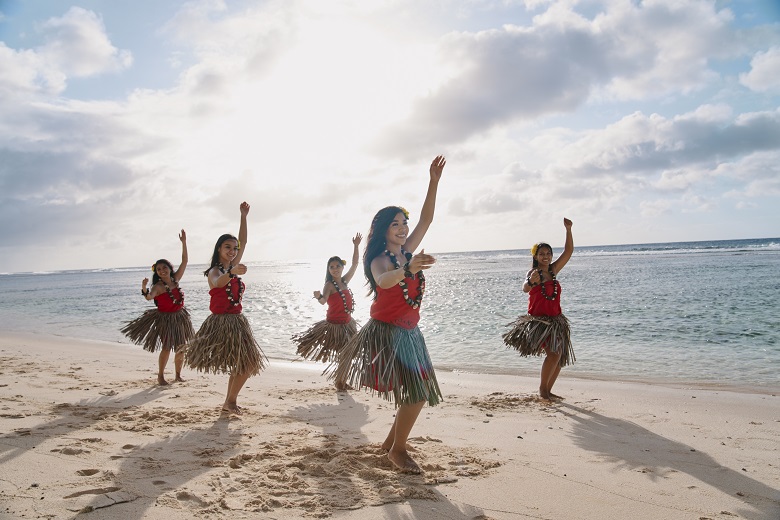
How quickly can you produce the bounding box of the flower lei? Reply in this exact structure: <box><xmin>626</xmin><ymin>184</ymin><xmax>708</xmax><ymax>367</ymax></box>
<box><xmin>384</xmin><ymin>249</ymin><xmax>425</xmax><ymax>309</ymax></box>
<box><xmin>218</xmin><ymin>264</ymin><xmax>244</xmax><ymax>307</ymax></box>
<box><xmin>162</xmin><ymin>278</ymin><xmax>184</xmax><ymax>306</ymax></box>
<box><xmin>537</xmin><ymin>267</ymin><xmax>559</xmax><ymax>301</ymax></box>
<box><xmin>331</xmin><ymin>280</ymin><xmax>354</xmax><ymax>315</ymax></box>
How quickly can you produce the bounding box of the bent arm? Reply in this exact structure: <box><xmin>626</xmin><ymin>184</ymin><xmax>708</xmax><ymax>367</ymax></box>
<box><xmin>234</xmin><ymin>202</ymin><xmax>249</xmax><ymax>265</ymax></box>
<box><xmin>405</xmin><ymin>156</ymin><xmax>445</xmax><ymax>253</ymax></box>
<box><xmin>174</xmin><ymin>229</ymin><xmax>188</xmax><ymax>281</ymax></box>
<box><xmin>551</xmin><ymin>218</ymin><xmax>574</xmax><ymax>274</ymax></box>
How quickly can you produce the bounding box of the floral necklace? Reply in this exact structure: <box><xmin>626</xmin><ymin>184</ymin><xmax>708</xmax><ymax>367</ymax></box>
<box><xmin>537</xmin><ymin>267</ymin><xmax>559</xmax><ymax>301</ymax></box>
<box><xmin>218</xmin><ymin>264</ymin><xmax>244</xmax><ymax>307</ymax></box>
<box><xmin>384</xmin><ymin>249</ymin><xmax>425</xmax><ymax>309</ymax></box>
<box><xmin>162</xmin><ymin>278</ymin><xmax>184</xmax><ymax>305</ymax></box>
<box><xmin>331</xmin><ymin>280</ymin><xmax>354</xmax><ymax>315</ymax></box>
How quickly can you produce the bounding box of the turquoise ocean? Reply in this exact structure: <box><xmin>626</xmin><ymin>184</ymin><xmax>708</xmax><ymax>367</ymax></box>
<box><xmin>1</xmin><ymin>237</ymin><xmax>778</xmax><ymax>391</ymax></box>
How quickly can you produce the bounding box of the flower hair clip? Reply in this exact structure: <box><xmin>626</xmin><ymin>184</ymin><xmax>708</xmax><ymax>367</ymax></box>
<box><xmin>530</xmin><ymin>243</ymin><xmax>540</xmax><ymax>256</ymax></box>
<box><xmin>151</xmin><ymin>264</ymin><xmax>156</xmax><ymax>272</ymax></box>
<box><xmin>236</xmin><ymin>239</ymin><xmax>241</xmax><ymax>250</ymax></box>
<box><xmin>340</xmin><ymin>259</ymin><xmax>347</xmax><ymax>266</ymax></box>
<box><xmin>399</xmin><ymin>206</ymin><xmax>410</xmax><ymax>219</ymax></box>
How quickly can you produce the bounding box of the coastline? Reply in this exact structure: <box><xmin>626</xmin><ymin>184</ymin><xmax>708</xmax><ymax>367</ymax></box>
<box><xmin>0</xmin><ymin>331</ymin><xmax>778</xmax><ymax>519</ymax></box>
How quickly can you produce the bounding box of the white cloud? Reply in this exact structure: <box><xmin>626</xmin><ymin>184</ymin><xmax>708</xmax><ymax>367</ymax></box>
<box><xmin>740</xmin><ymin>46</ymin><xmax>780</xmax><ymax>93</ymax></box>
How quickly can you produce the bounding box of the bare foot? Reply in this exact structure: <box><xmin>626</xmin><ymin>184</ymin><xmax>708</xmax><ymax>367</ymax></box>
<box><xmin>221</xmin><ymin>403</ymin><xmax>242</xmax><ymax>415</ymax></box>
<box><xmin>158</xmin><ymin>376</ymin><xmax>169</xmax><ymax>386</ymax></box>
<box><xmin>174</xmin><ymin>375</ymin><xmax>185</xmax><ymax>383</ymax></box>
<box><xmin>388</xmin><ymin>450</ymin><xmax>421</xmax><ymax>474</ymax></box>
<box><xmin>539</xmin><ymin>389</ymin><xmax>552</xmax><ymax>400</ymax></box>
<box><xmin>549</xmin><ymin>392</ymin><xmax>564</xmax><ymax>400</ymax></box>
<box><xmin>334</xmin><ymin>381</ymin><xmax>354</xmax><ymax>391</ymax></box>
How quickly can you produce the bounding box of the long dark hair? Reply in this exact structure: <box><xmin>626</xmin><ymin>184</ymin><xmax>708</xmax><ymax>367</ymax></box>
<box><xmin>363</xmin><ymin>206</ymin><xmax>406</xmax><ymax>299</ymax></box>
<box><xmin>151</xmin><ymin>259</ymin><xmax>175</xmax><ymax>308</ymax></box>
<box><xmin>152</xmin><ymin>259</ymin><xmax>176</xmax><ymax>285</ymax></box>
<box><xmin>203</xmin><ymin>234</ymin><xmax>237</xmax><ymax>276</ymax></box>
<box><xmin>532</xmin><ymin>242</ymin><xmax>552</xmax><ymax>268</ymax></box>
<box><xmin>325</xmin><ymin>256</ymin><xmax>346</xmax><ymax>282</ymax></box>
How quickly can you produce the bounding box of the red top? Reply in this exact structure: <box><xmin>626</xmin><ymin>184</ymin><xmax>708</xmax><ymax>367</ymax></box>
<box><xmin>370</xmin><ymin>275</ymin><xmax>422</xmax><ymax>330</ymax></box>
<box><xmin>326</xmin><ymin>290</ymin><xmax>353</xmax><ymax>324</ymax></box>
<box><xmin>528</xmin><ymin>280</ymin><xmax>562</xmax><ymax>317</ymax></box>
<box><xmin>154</xmin><ymin>287</ymin><xmax>184</xmax><ymax>313</ymax></box>
<box><xmin>209</xmin><ymin>278</ymin><xmax>244</xmax><ymax>314</ymax></box>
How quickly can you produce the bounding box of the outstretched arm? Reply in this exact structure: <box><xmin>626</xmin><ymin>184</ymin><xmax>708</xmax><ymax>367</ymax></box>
<box><xmin>342</xmin><ymin>232</ymin><xmax>362</xmax><ymax>284</ymax></box>
<box><xmin>405</xmin><ymin>155</ymin><xmax>445</xmax><ymax>253</ymax></box>
<box><xmin>174</xmin><ymin>229</ymin><xmax>188</xmax><ymax>281</ymax></box>
<box><xmin>551</xmin><ymin>218</ymin><xmax>574</xmax><ymax>274</ymax></box>
<box><xmin>234</xmin><ymin>202</ymin><xmax>250</xmax><ymax>266</ymax></box>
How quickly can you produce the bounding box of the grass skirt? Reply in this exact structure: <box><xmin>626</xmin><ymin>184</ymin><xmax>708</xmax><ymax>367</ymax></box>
<box><xmin>332</xmin><ymin>319</ymin><xmax>442</xmax><ymax>407</ymax></box>
<box><xmin>185</xmin><ymin>313</ymin><xmax>267</xmax><ymax>376</ymax></box>
<box><xmin>502</xmin><ymin>313</ymin><xmax>575</xmax><ymax>367</ymax></box>
<box><xmin>120</xmin><ymin>308</ymin><xmax>194</xmax><ymax>353</ymax></box>
<box><xmin>292</xmin><ymin>319</ymin><xmax>358</xmax><ymax>363</ymax></box>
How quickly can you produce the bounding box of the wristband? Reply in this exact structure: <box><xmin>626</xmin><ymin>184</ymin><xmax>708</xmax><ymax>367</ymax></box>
<box><xmin>142</xmin><ymin>288</ymin><xmax>150</xmax><ymax>296</ymax></box>
<box><xmin>526</xmin><ymin>276</ymin><xmax>538</xmax><ymax>287</ymax></box>
<box><xmin>403</xmin><ymin>262</ymin><xmax>413</xmax><ymax>279</ymax></box>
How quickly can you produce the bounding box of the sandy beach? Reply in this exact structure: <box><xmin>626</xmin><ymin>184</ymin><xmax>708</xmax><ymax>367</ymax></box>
<box><xmin>0</xmin><ymin>332</ymin><xmax>777</xmax><ymax>520</ymax></box>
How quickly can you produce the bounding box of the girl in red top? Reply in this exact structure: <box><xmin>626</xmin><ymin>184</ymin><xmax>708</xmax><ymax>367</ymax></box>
<box><xmin>503</xmin><ymin>218</ymin><xmax>575</xmax><ymax>400</ymax></box>
<box><xmin>292</xmin><ymin>233</ymin><xmax>362</xmax><ymax>390</ymax></box>
<box><xmin>185</xmin><ymin>202</ymin><xmax>266</xmax><ymax>414</ymax></box>
<box><xmin>334</xmin><ymin>155</ymin><xmax>446</xmax><ymax>474</ymax></box>
<box><xmin>121</xmin><ymin>230</ymin><xmax>194</xmax><ymax>385</ymax></box>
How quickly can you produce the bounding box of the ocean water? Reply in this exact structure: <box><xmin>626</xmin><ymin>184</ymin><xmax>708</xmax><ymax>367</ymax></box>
<box><xmin>1</xmin><ymin>238</ymin><xmax>778</xmax><ymax>390</ymax></box>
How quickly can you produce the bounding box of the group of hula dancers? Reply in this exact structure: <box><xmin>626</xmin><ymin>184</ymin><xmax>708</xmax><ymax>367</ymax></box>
<box><xmin>121</xmin><ymin>155</ymin><xmax>575</xmax><ymax>474</ymax></box>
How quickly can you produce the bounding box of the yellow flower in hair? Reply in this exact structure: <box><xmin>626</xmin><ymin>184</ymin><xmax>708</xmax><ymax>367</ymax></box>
<box><xmin>341</xmin><ymin>259</ymin><xmax>347</xmax><ymax>266</ymax></box>
<box><xmin>151</xmin><ymin>264</ymin><xmax>156</xmax><ymax>272</ymax></box>
<box><xmin>236</xmin><ymin>239</ymin><xmax>241</xmax><ymax>250</ymax></box>
<box><xmin>530</xmin><ymin>244</ymin><xmax>540</xmax><ymax>256</ymax></box>
<box><xmin>399</xmin><ymin>206</ymin><xmax>410</xmax><ymax>219</ymax></box>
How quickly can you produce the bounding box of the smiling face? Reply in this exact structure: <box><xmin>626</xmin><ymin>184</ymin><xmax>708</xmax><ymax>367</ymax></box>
<box><xmin>534</xmin><ymin>245</ymin><xmax>553</xmax><ymax>268</ymax></box>
<box><xmin>155</xmin><ymin>262</ymin><xmax>171</xmax><ymax>279</ymax></box>
<box><xmin>219</xmin><ymin>239</ymin><xmax>239</xmax><ymax>265</ymax></box>
<box><xmin>328</xmin><ymin>261</ymin><xmax>344</xmax><ymax>280</ymax></box>
<box><xmin>385</xmin><ymin>212</ymin><xmax>409</xmax><ymax>248</ymax></box>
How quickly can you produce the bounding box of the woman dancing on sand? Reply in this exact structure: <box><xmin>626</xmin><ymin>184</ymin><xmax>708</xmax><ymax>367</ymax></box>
<box><xmin>121</xmin><ymin>230</ymin><xmax>194</xmax><ymax>386</ymax></box>
<box><xmin>334</xmin><ymin>155</ymin><xmax>446</xmax><ymax>474</ymax></box>
<box><xmin>185</xmin><ymin>202</ymin><xmax>266</xmax><ymax>414</ymax></box>
<box><xmin>292</xmin><ymin>233</ymin><xmax>362</xmax><ymax>390</ymax></box>
<box><xmin>503</xmin><ymin>218</ymin><xmax>575</xmax><ymax>400</ymax></box>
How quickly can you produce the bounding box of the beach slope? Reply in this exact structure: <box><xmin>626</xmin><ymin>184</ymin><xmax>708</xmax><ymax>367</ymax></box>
<box><xmin>0</xmin><ymin>332</ymin><xmax>777</xmax><ymax>519</ymax></box>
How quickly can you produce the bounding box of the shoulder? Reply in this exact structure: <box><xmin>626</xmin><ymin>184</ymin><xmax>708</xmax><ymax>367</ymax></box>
<box><xmin>371</xmin><ymin>254</ymin><xmax>392</xmax><ymax>271</ymax></box>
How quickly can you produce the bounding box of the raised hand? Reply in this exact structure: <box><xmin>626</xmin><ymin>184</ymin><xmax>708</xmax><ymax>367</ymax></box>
<box><xmin>429</xmin><ymin>155</ymin><xmax>446</xmax><ymax>182</ymax></box>
<box><xmin>179</xmin><ymin>229</ymin><xmax>187</xmax><ymax>242</ymax></box>
<box><xmin>313</xmin><ymin>290</ymin><xmax>322</xmax><ymax>300</ymax></box>
<box><xmin>240</xmin><ymin>201</ymin><xmax>250</xmax><ymax>216</ymax></box>
<box><xmin>352</xmin><ymin>232</ymin><xmax>363</xmax><ymax>246</ymax></box>
<box><xmin>408</xmin><ymin>249</ymin><xmax>436</xmax><ymax>274</ymax></box>
<box><xmin>563</xmin><ymin>217</ymin><xmax>572</xmax><ymax>229</ymax></box>
<box><xmin>229</xmin><ymin>263</ymin><xmax>248</xmax><ymax>276</ymax></box>
<box><xmin>142</xmin><ymin>277</ymin><xmax>149</xmax><ymax>288</ymax></box>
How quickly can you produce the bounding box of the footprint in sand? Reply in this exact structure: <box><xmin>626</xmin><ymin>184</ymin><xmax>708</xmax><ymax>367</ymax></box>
<box><xmin>76</xmin><ymin>469</ymin><xmax>100</xmax><ymax>476</ymax></box>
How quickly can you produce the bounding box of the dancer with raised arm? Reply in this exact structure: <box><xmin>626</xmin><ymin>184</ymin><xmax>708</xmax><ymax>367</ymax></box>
<box><xmin>334</xmin><ymin>156</ymin><xmax>446</xmax><ymax>474</ymax></box>
<box><xmin>121</xmin><ymin>230</ymin><xmax>194</xmax><ymax>385</ymax></box>
<box><xmin>292</xmin><ymin>233</ymin><xmax>362</xmax><ymax>390</ymax></box>
<box><xmin>186</xmin><ymin>202</ymin><xmax>266</xmax><ymax>414</ymax></box>
<box><xmin>503</xmin><ymin>218</ymin><xmax>575</xmax><ymax>400</ymax></box>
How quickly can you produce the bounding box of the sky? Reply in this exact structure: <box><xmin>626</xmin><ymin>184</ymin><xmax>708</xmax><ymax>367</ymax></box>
<box><xmin>1</xmin><ymin>0</ymin><xmax>779</xmax><ymax>273</ymax></box>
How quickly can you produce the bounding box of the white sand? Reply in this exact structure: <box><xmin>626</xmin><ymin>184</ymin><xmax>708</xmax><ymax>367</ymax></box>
<box><xmin>0</xmin><ymin>332</ymin><xmax>777</xmax><ymax>519</ymax></box>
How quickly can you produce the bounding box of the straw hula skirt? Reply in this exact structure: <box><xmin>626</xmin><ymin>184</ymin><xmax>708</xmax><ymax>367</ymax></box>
<box><xmin>185</xmin><ymin>314</ymin><xmax>267</xmax><ymax>376</ymax></box>
<box><xmin>292</xmin><ymin>318</ymin><xmax>358</xmax><ymax>363</ymax></box>
<box><xmin>333</xmin><ymin>319</ymin><xmax>442</xmax><ymax>407</ymax></box>
<box><xmin>502</xmin><ymin>313</ymin><xmax>575</xmax><ymax>367</ymax></box>
<box><xmin>121</xmin><ymin>308</ymin><xmax>195</xmax><ymax>353</ymax></box>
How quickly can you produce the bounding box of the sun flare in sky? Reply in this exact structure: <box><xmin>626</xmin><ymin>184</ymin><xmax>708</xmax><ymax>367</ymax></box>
<box><xmin>0</xmin><ymin>0</ymin><xmax>779</xmax><ymax>272</ymax></box>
